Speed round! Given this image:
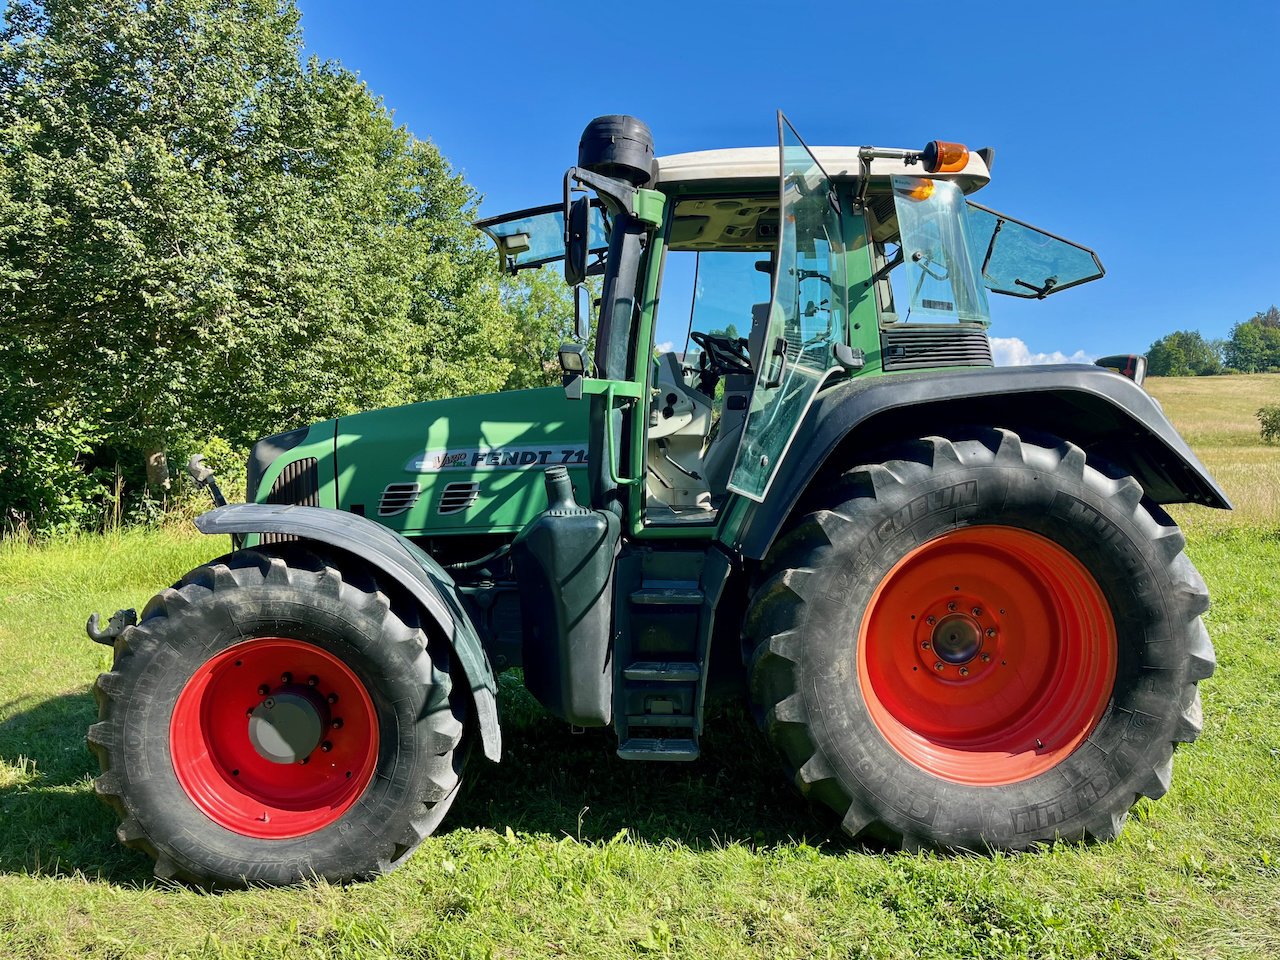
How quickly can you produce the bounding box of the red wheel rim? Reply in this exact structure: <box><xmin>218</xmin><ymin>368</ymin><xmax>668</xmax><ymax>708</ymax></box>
<box><xmin>857</xmin><ymin>526</ymin><xmax>1116</xmax><ymax>786</ymax></box>
<box><xmin>170</xmin><ymin>637</ymin><xmax>379</xmax><ymax>838</ymax></box>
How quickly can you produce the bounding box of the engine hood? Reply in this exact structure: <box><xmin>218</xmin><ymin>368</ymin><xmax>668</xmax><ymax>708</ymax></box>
<box><xmin>334</xmin><ymin>386</ymin><xmax>590</xmax><ymax>536</ymax></box>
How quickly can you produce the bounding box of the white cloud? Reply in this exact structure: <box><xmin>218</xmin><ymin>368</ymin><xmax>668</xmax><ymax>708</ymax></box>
<box><xmin>655</xmin><ymin>340</ymin><xmax>674</xmax><ymax>354</ymax></box>
<box><xmin>990</xmin><ymin>336</ymin><xmax>1094</xmax><ymax>367</ymax></box>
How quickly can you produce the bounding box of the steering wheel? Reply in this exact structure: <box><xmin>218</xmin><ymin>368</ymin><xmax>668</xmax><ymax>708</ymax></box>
<box><xmin>690</xmin><ymin>331</ymin><xmax>753</xmax><ymax>376</ymax></box>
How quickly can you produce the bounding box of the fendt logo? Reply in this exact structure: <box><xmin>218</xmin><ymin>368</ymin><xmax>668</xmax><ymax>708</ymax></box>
<box><xmin>404</xmin><ymin>446</ymin><xmax>588</xmax><ymax>473</ymax></box>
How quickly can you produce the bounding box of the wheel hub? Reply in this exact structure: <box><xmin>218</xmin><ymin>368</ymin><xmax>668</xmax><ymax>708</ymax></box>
<box><xmin>248</xmin><ymin>690</ymin><xmax>327</xmax><ymax>764</ymax></box>
<box><xmin>931</xmin><ymin>614</ymin><xmax>982</xmax><ymax>664</ymax></box>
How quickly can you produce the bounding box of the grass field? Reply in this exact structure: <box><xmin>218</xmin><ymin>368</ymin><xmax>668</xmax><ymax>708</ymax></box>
<box><xmin>1</xmin><ymin>376</ymin><xmax>1278</xmax><ymax>958</ymax></box>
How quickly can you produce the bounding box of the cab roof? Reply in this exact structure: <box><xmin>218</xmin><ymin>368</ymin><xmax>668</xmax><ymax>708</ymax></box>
<box><xmin>653</xmin><ymin>146</ymin><xmax>991</xmax><ymax>195</ymax></box>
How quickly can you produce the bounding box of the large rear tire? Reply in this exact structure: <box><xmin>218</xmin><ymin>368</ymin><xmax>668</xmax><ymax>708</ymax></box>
<box><xmin>89</xmin><ymin>545</ymin><xmax>467</xmax><ymax>887</ymax></box>
<box><xmin>745</xmin><ymin>428</ymin><xmax>1214</xmax><ymax>850</ymax></box>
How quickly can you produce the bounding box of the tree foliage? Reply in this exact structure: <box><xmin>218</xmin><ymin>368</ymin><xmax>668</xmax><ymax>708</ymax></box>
<box><xmin>0</xmin><ymin>0</ymin><xmax>514</xmax><ymax>530</ymax></box>
<box><xmin>1145</xmin><ymin>330</ymin><xmax>1223</xmax><ymax>377</ymax></box>
<box><xmin>1224</xmin><ymin>307</ymin><xmax>1280</xmax><ymax>373</ymax></box>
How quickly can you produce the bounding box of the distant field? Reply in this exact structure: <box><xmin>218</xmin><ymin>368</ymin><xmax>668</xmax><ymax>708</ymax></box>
<box><xmin>0</xmin><ymin>376</ymin><xmax>1277</xmax><ymax>958</ymax></box>
<box><xmin>1146</xmin><ymin>374</ymin><xmax>1280</xmax><ymax>531</ymax></box>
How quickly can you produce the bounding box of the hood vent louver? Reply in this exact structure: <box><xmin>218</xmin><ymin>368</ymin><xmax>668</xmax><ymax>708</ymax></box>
<box><xmin>438</xmin><ymin>482</ymin><xmax>480</xmax><ymax>516</ymax></box>
<box><xmin>378</xmin><ymin>482</ymin><xmax>421</xmax><ymax>517</ymax></box>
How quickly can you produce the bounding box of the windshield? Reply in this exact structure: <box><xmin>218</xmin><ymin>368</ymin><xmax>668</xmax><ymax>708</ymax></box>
<box><xmin>475</xmin><ymin>203</ymin><xmax>609</xmax><ymax>273</ymax></box>
<box><xmin>964</xmin><ymin>202</ymin><xmax>1105</xmax><ymax>298</ymax></box>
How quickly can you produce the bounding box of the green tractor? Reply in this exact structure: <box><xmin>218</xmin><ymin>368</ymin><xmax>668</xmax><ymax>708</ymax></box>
<box><xmin>86</xmin><ymin>114</ymin><xmax>1226</xmax><ymax>886</ymax></box>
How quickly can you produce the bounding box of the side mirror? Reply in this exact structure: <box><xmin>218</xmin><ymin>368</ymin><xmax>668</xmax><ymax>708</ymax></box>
<box><xmin>564</xmin><ymin>196</ymin><xmax>590</xmax><ymax>287</ymax></box>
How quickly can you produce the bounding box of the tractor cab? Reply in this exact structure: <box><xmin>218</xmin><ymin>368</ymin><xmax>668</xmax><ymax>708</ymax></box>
<box><xmin>478</xmin><ymin>113</ymin><xmax>1106</xmax><ymax>523</ymax></box>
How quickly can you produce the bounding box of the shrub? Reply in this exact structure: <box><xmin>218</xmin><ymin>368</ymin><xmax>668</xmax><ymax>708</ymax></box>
<box><xmin>1259</xmin><ymin>405</ymin><xmax>1280</xmax><ymax>444</ymax></box>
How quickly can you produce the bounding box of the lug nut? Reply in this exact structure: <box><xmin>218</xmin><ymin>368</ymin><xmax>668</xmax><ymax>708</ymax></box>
<box><xmin>959</xmin><ymin>667</ymin><xmax>969</xmax><ymax>677</ymax></box>
<box><xmin>307</xmin><ymin>675</ymin><xmax>319</xmax><ymax>687</ymax></box>
<box><xmin>972</xmin><ymin>607</ymin><xmax>982</xmax><ymax>617</ymax></box>
<box><xmin>299</xmin><ymin>756</ymin><xmax>309</xmax><ymax>765</ymax></box>
<box><xmin>327</xmin><ymin>693</ymin><xmax>339</xmax><ymax>705</ymax></box>
<box><xmin>245</xmin><ymin>707</ymin><xmax>253</xmax><ymax>717</ymax></box>
<box><xmin>280</xmin><ymin>672</ymin><xmax>292</xmax><ymax>685</ymax></box>
<box><xmin>332</xmin><ymin>718</ymin><xmax>344</xmax><ymax>730</ymax></box>
<box><xmin>257</xmin><ymin>684</ymin><xmax>270</xmax><ymax>696</ymax></box>
<box><xmin>262</xmin><ymin>698</ymin><xmax>275</xmax><ymax>710</ymax></box>
<box><xmin>980</xmin><ymin>653</ymin><xmax>991</xmax><ymax>663</ymax></box>
<box><xmin>934</xmin><ymin>661</ymin><xmax>945</xmax><ymax>672</ymax></box>
<box><xmin>321</xmin><ymin>741</ymin><xmax>333</xmax><ymax>753</ymax></box>
<box><xmin>921</xmin><ymin>641</ymin><xmax>931</xmax><ymax>650</ymax></box>
<box><xmin>985</xmin><ymin>627</ymin><xmax>997</xmax><ymax>638</ymax></box>
<box><xmin>947</xmin><ymin>602</ymin><xmax>957</xmax><ymax>612</ymax></box>
<box><xmin>926</xmin><ymin>616</ymin><xmax>937</xmax><ymax>625</ymax></box>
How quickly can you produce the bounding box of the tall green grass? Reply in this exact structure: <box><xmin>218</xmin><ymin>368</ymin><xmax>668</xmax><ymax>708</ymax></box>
<box><xmin>1</xmin><ymin>379</ymin><xmax>1278</xmax><ymax>958</ymax></box>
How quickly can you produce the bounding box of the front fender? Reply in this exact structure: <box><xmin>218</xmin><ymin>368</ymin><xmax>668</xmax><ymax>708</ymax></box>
<box><xmin>733</xmin><ymin>364</ymin><xmax>1230</xmax><ymax>561</ymax></box>
<box><xmin>195</xmin><ymin>503</ymin><xmax>501</xmax><ymax>762</ymax></box>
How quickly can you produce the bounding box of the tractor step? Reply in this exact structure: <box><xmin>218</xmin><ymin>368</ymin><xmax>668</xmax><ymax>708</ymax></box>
<box><xmin>617</xmin><ymin>737</ymin><xmax>700</xmax><ymax>761</ymax></box>
<box><xmin>629</xmin><ymin>587</ymin><xmax>705</xmax><ymax>606</ymax></box>
<box><xmin>626</xmin><ymin>714</ymin><xmax>695</xmax><ymax>728</ymax></box>
<box><xmin>623</xmin><ymin>661</ymin><xmax>700</xmax><ymax>682</ymax></box>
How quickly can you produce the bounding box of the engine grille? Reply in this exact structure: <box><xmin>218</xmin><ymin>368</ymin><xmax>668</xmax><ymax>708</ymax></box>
<box><xmin>881</xmin><ymin>325</ymin><xmax>993</xmax><ymax>372</ymax></box>
<box><xmin>261</xmin><ymin>457</ymin><xmax>319</xmax><ymax>543</ymax></box>
<box><xmin>437</xmin><ymin>481</ymin><xmax>480</xmax><ymax>516</ymax></box>
<box><xmin>378</xmin><ymin>482</ymin><xmax>422</xmax><ymax>517</ymax></box>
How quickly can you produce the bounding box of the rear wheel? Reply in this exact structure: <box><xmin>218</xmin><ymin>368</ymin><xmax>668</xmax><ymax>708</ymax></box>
<box><xmin>89</xmin><ymin>545</ymin><xmax>467</xmax><ymax>886</ymax></box>
<box><xmin>745</xmin><ymin>428</ymin><xmax>1214</xmax><ymax>850</ymax></box>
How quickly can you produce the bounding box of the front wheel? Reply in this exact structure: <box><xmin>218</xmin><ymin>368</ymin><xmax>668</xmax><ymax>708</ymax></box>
<box><xmin>89</xmin><ymin>546</ymin><xmax>468</xmax><ymax>887</ymax></box>
<box><xmin>745</xmin><ymin>428</ymin><xmax>1214</xmax><ymax>850</ymax></box>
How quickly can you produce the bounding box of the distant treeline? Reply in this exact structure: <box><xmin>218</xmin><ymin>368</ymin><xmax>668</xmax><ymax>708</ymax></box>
<box><xmin>1147</xmin><ymin>307</ymin><xmax>1280</xmax><ymax>376</ymax></box>
<box><xmin>0</xmin><ymin>1</ymin><xmax>573</xmax><ymax>534</ymax></box>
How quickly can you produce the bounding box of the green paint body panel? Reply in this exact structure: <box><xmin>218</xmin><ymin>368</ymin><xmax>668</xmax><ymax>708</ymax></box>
<box><xmin>331</xmin><ymin>386</ymin><xmax>590</xmax><ymax>535</ymax></box>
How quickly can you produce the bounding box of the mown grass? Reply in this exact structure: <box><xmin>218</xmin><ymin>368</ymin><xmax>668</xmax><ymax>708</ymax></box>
<box><xmin>1</xmin><ymin>379</ymin><xmax>1278</xmax><ymax>958</ymax></box>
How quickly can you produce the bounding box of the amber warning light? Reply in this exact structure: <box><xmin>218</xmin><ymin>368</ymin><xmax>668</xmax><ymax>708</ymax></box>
<box><xmin>922</xmin><ymin>140</ymin><xmax>970</xmax><ymax>174</ymax></box>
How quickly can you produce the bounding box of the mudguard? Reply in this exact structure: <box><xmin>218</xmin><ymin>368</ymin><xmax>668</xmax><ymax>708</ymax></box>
<box><xmin>734</xmin><ymin>363</ymin><xmax>1231</xmax><ymax>561</ymax></box>
<box><xmin>195</xmin><ymin>503</ymin><xmax>501</xmax><ymax>761</ymax></box>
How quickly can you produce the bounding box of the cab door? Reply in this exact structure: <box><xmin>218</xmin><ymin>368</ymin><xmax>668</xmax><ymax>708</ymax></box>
<box><xmin>727</xmin><ymin>113</ymin><xmax>848</xmax><ymax>501</ymax></box>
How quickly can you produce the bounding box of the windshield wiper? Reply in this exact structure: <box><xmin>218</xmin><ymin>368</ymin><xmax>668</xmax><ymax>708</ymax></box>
<box><xmin>1014</xmin><ymin>276</ymin><xmax>1059</xmax><ymax>299</ymax></box>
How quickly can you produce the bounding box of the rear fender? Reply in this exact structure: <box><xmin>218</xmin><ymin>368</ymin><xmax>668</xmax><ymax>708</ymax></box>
<box><xmin>196</xmin><ymin>503</ymin><xmax>501</xmax><ymax>761</ymax></box>
<box><xmin>733</xmin><ymin>364</ymin><xmax>1231</xmax><ymax>560</ymax></box>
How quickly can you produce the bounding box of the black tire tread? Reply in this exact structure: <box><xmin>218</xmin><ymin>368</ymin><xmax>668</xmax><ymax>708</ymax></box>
<box><xmin>89</xmin><ymin>545</ymin><xmax>466</xmax><ymax>886</ymax></box>
<box><xmin>745</xmin><ymin>428</ymin><xmax>1214</xmax><ymax>850</ymax></box>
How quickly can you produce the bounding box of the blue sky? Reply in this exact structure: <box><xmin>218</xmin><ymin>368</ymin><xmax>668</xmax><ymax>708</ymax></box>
<box><xmin>298</xmin><ymin>1</ymin><xmax>1279</xmax><ymax>364</ymax></box>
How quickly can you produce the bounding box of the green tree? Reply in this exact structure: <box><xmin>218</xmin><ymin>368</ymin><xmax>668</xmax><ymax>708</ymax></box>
<box><xmin>1145</xmin><ymin>330</ymin><xmax>1222</xmax><ymax>377</ymax></box>
<box><xmin>0</xmin><ymin>0</ymin><xmax>511</xmax><ymax>529</ymax></box>
<box><xmin>1224</xmin><ymin>307</ymin><xmax>1280</xmax><ymax>372</ymax></box>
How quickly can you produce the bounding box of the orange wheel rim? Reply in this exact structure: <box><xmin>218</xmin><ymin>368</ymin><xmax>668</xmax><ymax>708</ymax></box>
<box><xmin>857</xmin><ymin>526</ymin><xmax>1117</xmax><ymax>786</ymax></box>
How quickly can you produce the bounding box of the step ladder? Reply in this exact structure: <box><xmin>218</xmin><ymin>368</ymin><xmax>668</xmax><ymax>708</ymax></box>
<box><xmin>615</xmin><ymin>577</ymin><xmax>706</xmax><ymax>761</ymax></box>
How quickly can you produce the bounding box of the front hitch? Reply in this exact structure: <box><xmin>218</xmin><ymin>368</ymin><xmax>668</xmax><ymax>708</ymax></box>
<box><xmin>86</xmin><ymin>608</ymin><xmax>137</xmax><ymax>645</ymax></box>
